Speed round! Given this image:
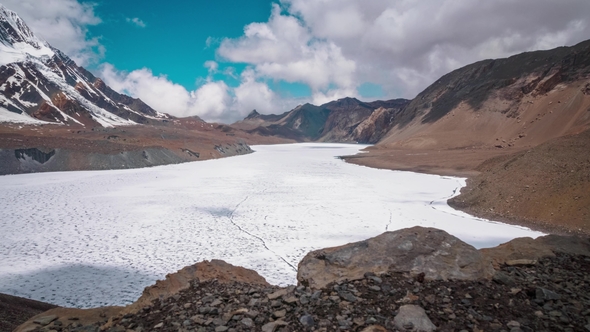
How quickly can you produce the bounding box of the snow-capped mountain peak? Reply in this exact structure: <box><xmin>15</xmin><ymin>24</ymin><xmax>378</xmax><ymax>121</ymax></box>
<box><xmin>0</xmin><ymin>5</ymin><xmax>54</xmax><ymax>66</ymax></box>
<box><xmin>0</xmin><ymin>4</ymin><xmax>169</xmax><ymax>127</ymax></box>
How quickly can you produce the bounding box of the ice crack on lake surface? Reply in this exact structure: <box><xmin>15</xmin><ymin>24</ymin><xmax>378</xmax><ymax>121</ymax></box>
<box><xmin>223</xmin><ymin>196</ymin><xmax>297</xmax><ymax>272</ymax></box>
<box><xmin>0</xmin><ymin>143</ymin><xmax>543</xmax><ymax>308</ymax></box>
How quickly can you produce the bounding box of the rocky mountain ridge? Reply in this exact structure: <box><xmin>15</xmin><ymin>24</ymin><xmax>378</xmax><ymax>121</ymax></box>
<box><xmin>232</xmin><ymin>97</ymin><xmax>409</xmax><ymax>143</ymax></box>
<box><xmin>0</xmin><ymin>5</ymin><xmax>169</xmax><ymax>127</ymax></box>
<box><xmin>11</xmin><ymin>226</ymin><xmax>590</xmax><ymax>332</ymax></box>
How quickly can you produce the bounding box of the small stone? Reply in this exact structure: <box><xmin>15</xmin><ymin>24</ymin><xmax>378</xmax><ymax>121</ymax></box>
<box><xmin>299</xmin><ymin>314</ymin><xmax>315</xmax><ymax>328</ymax></box>
<box><xmin>369</xmin><ymin>285</ymin><xmax>381</xmax><ymax>292</ymax></box>
<box><xmin>241</xmin><ymin>318</ymin><xmax>254</xmax><ymax>328</ymax></box>
<box><xmin>370</xmin><ymin>276</ymin><xmax>383</xmax><ymax>284</ymax></box>
<box><xmin>284</xmin><ymin>296</ymin><xmax>298</xmax><ymax>304</ymax></box>
<box><xmin>506</xmin><ymin>259</ymin><xmax>537</xmax><ymax>266</ymax></box>
<box><xmin>536</xmin><ymin>288</ymin><xmax>561</xmax><ymax>301</ymax></box>
<box><xmin>366</xmin><ymin>317</ymin><xmax>378</xmax><ymax>325</ymax></box>
<box><xmin>33</xmin><ymin>315</ymin><xmax>58</xmax><ymax>326</ymax></box>
<box><xmin>492</xmin><ymin>272</ymin><xmax>515</xmax><ymax>285</ymax></box>
<box><xmin>211</xmin><ymin>299</ymin><xmax>222</xmax><ymax>307</ymax></box>
<box><xmin>273</xmin><ymin>309</ymin><xmax>287</xmax><ymax>318</ymax></box>
<box><xmin>261</xmin><ymin>320</ymin><xmax>288</xmax><ymax>332</ymax></box>
<box><xmin>184</xmin><ymin>303</ymin><xmax>192</xmax><ymax>309</ymax></box>
<box><xmin>299</xmin><ymin>295</ymin><xmax>310</xmax><ymax>305</ymax></box>
<box><xmin>153</xmin><ymin>322</ymin><xmax>164</xmax><ymax>329</ymax></box>
<box><xmin>338</xmin><ymin>290</ymin><xmax>357</xmax><ymax>302</ymax></box>
<box><xmin>232</xmin><ymin>308</ymin><xmax>248</xmax><ymax>316</ymax></box>
<box><xmin>393</xmin><ymin>305</ymin><xmax>436</xmax><ymax>332</ymax></box>
<box><xmin>268</xmin><ymin>288</ymin><xmax>289</xmax><ymax>300</ymax></box>
<box><xmin>534</xmin><ymin>311</ymin><xmax>543</xmax><ymax>317</ymax></box>
<box><xmin>214</xmin><ymin>326</ymin><xmax>228</xmax><ymax>332</ymax></box>
<box><xmin>507</xmin><ymin>320</ymin><xmax>520</xmax><ymax>328</ymax></box>
<box><xmin>402</xmin><ymin>291</ymin><xmax>419</xmax><ymax>303</ymax></box>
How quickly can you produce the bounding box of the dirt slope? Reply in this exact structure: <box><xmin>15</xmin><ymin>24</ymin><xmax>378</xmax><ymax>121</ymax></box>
<box><xmin>0</xmin><ymin>120</ymin><xmax>291</xmax><ymax>175</ymax></box>
<box><xmin>449</xmin><ymin>129</ymin><xmax>590</xmax><ymax>236</ymax></box>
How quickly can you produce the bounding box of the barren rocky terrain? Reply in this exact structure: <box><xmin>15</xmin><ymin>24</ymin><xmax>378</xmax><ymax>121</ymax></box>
<box><xmin>10</xmin><ymin>227</ymin><xmax>590</xmax><ymax>332</ymax></box>
<box><xmin>449</xmin><ymin>129</ymin><xmax>590</xmax><ymax>236</ymax></box>
<box><xmin>0</xmin><ymin>120</ymin><xmax>291</xmax><ymax>175</ymax></box>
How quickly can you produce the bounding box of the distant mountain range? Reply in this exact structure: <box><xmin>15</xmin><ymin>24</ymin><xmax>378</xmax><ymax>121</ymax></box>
<box><xmin>234</xmin><ymin>39</ymin><xmax>590</xmax><ymax>149</ymax></box>
<box><xmin>232</xmin><ymin>97</ymin><xmax>410</xmax><ymax>143</ymax></box>
<box><xmin>0</xmin><ymin>5</ymin><xmax>169</xmax><ymax>127</ymax></box>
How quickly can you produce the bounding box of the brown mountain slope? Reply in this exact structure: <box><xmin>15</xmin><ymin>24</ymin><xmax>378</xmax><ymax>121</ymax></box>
<box><xmin>449</xmin><ymin>129</ymin><xmax>590</xmax><ymax>236</ymax></box>
<box><xmin>376</xmin><ymin>39</ymin><xmax>590</xmax><ymax>150</ymax></box>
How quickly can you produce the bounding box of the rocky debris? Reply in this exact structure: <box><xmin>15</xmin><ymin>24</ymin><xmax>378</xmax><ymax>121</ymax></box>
<box><xmin>125</xmin><ymin>260</ymin><xmax>269</xmax><ymax>313</ymax></box>
<box><xmin>297</xmin><ymin>227</ymin><xmax>494</xmax><ymax>289</ymax></box>
<box><xmin>17</xmin><ymin>252</ymin><xmax>590</xmax><ymax>332</ymax></box>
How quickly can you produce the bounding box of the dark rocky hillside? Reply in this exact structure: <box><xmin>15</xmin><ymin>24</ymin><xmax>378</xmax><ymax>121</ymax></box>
<box><xmin>232</xmin><ymin>97</ymin><xmax>409</xmax><ymax>143</ymax></box>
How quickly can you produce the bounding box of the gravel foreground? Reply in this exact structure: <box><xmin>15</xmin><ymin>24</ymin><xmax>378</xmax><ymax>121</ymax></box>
<box><xmin>25</xmin><ymin>253</ymin><xmax>590</xmax><ymax>332</ymax></box>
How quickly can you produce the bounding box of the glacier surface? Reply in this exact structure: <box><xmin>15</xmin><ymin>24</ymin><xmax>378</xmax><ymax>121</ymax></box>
<box><xmin>0</xmin><ymin>143</ymin><xmax>543</xmax><ymax>308</ymax></box>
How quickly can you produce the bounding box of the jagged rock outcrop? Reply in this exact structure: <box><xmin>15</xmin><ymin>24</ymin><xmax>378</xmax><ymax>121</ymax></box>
<box><xmin>353</xmin><ymin>107</ymin><xmax>399</xmax><ymax>144</ymax></box>
<box><xmin>297</xmin><ymin>227</ymin><xmax>495</xmax><ymax>289</ymax></box>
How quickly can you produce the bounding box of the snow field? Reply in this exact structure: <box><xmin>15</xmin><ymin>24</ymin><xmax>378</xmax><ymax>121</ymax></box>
<box><xmin>0</xmin><ymin>143</ymin><xmax>543</xmax><ymax>308</ymax></box>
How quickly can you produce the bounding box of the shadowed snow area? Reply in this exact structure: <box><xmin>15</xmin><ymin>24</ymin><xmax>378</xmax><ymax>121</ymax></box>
<box><xmin>0</xmin><ymin>143</ymin><xmax>543</xmax><ymax>308</ymax></box>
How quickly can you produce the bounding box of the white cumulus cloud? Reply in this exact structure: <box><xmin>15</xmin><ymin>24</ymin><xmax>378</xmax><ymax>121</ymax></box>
<box><xmin>218</xmin><ymin>4</ymin><xmax>357</xmax><ymax>100</ymax></box>
<box><xmin>100</xmin><ymin>64</ymin><xmax>292</xmax><ymax>123</ymax></box>
<box><xmin>216</xmin><ymin>0</ymin><xmax>590</xmax><ymax>100</ymax></box>
<box><xmin>126</xmin><ymin>17</ymin><xmax>146</xmax><ymax>28</ymax></box>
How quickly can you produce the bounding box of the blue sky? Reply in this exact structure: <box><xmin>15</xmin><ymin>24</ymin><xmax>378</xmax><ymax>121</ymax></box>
<box><xmin>3</xmin><ymin>0</ymin><xmax>590</xmax><ymax>122</ymax></box>
<box><xmin>86</xmin><ymin>0</ymin><xmax>274</xmax><ymax>91</ymax></box>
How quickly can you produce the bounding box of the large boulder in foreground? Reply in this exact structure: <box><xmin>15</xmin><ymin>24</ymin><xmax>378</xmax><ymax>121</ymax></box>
<box><xmin>125</xmin><ymin>259</ymin><xmax>269</xmax><ymax>313</ymax></box>
<box><xmin>297</xmin><ymin>227</ymin><xmax>495</xmax><ymax>289</ymax></box>
<box><xmin>16</xmin><ymin>260</ymin><xmax>269</xmax><ymax>332</ymax></box>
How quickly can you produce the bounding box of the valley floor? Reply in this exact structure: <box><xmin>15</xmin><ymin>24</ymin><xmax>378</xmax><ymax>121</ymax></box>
<box><xmin>343</xmin><ymin>136</ymin><xmax>590</xmax><ymax>236</ymax></box>
<box><xmin>0</xmin><ymin>143</ymin><xmax>542</xmax><ymax>309</ymax></box>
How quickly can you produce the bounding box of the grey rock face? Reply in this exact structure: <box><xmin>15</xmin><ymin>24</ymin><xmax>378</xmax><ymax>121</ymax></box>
<box><xmin>297</xmin><ymin>226</ymin><xmax>495</xmax><ymax>289</ymax></box>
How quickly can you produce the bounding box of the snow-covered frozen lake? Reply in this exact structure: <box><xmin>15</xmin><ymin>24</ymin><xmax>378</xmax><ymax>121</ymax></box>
<box><xmin>0</xmin><ymin>143</ymin><xmax>542</xmax><ymax>308</ymax></box>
